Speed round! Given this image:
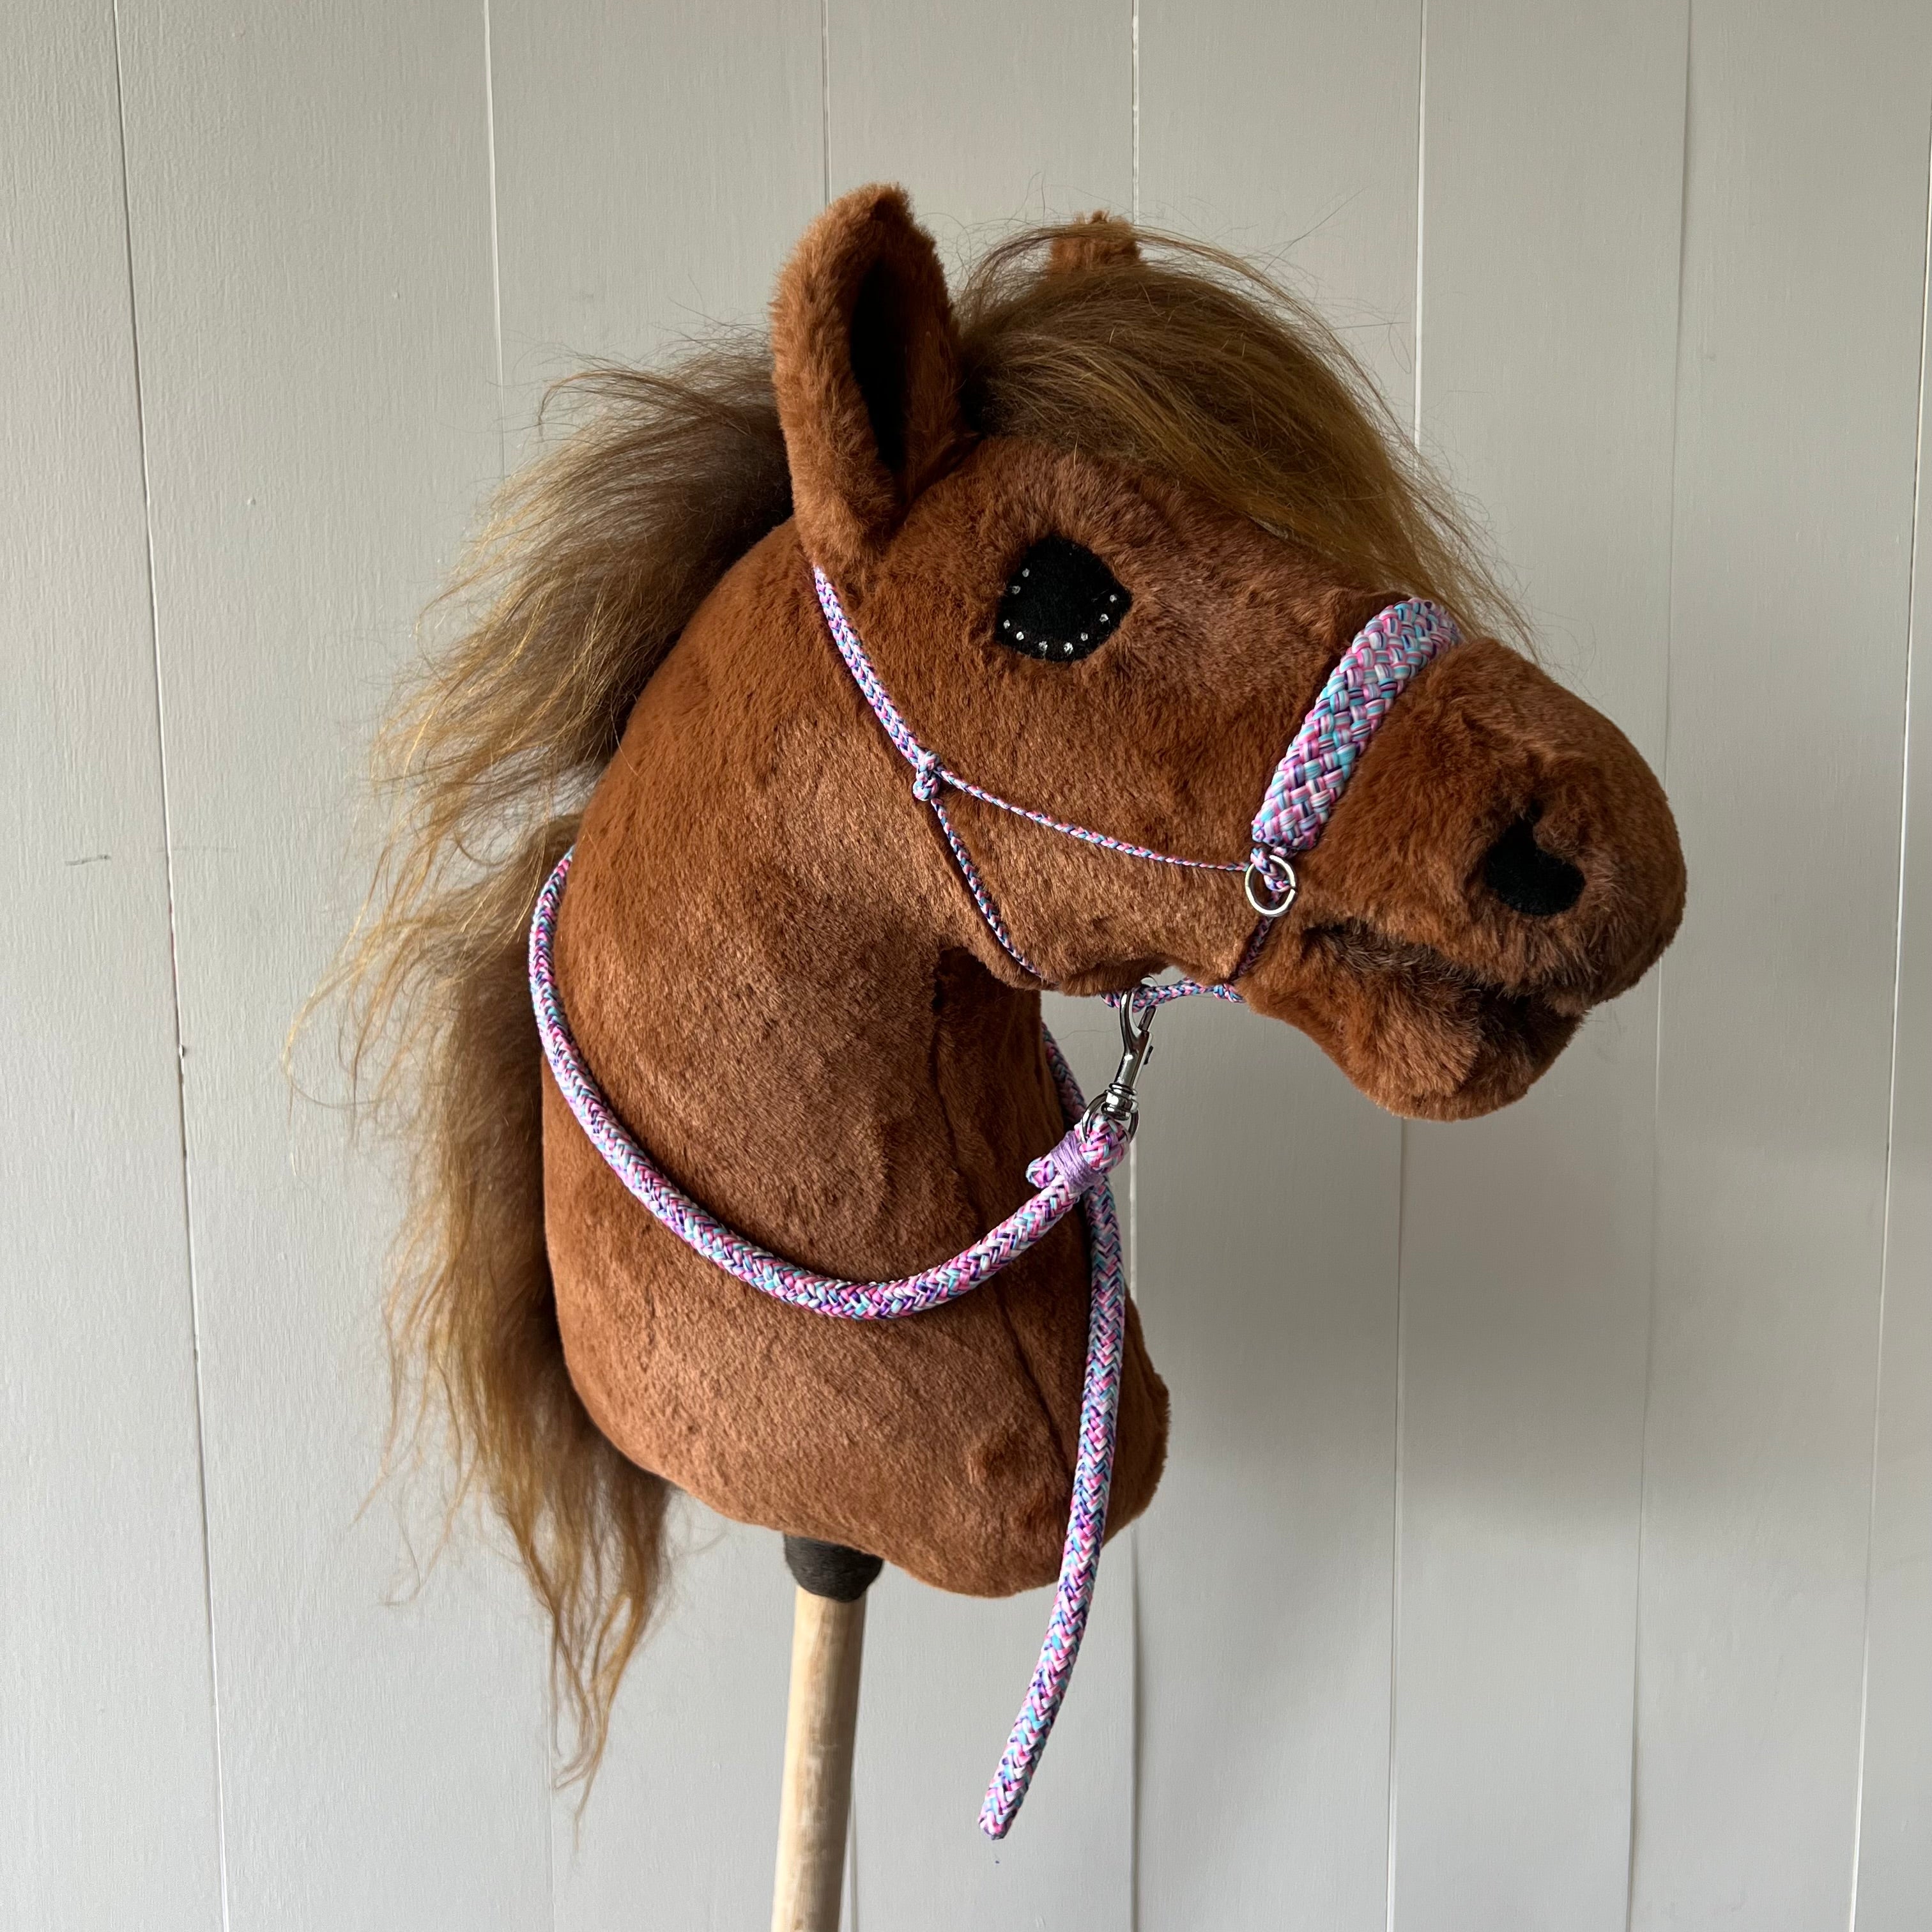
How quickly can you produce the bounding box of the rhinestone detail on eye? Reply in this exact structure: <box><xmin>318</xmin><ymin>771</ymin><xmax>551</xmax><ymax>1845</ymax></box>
<box><xmin>993</xmin><ymin>537</ymin><xmax>1131</xmax><ymax>664</ymax></box>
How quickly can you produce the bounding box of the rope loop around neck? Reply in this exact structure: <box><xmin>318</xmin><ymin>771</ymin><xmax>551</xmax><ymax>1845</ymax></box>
<box><xmin>530</xmin><ymin>848</ymin><xmax>1146</xmax><ymax>1836</ymax></box>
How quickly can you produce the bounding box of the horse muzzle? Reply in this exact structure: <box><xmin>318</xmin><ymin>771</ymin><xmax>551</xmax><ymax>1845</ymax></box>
<box><xmin>1238</xmin><ymin>636</ymin><xmax>1686</xmax><ymax>1120</ymax></box>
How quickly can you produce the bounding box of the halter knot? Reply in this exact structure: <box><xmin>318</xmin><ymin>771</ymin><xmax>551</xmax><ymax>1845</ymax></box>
<box><xmin>910</xmin><ymin>749</ymin><xmax>944</xmax><ymax>802</ymax></box>
<box><xmin>1026</xmin><ymin>1117</ymin><xmax>1128</xmax><ymax>1197</ymax></box>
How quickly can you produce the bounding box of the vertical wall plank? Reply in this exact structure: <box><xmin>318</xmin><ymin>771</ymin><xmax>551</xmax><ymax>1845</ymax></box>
<box><xmin>1634</xmin><ymin>3</ymin><xmax>1932</xmax><ymax>1924</ymax></box>
<box><xmin>827</xmin><ymin>0</ymin><xmax>1131</xmax><ymax>237</ymax></box>
<box><xmin>549</xmin><ymin>1511</ymin><xmax>796</xmax><ymax>1929</ymax></box>
<box><xmin>491</xmin><ymin>0</ymin><xmax>825</xmax><ymax>423</ymax></box>
<box><xmin>112</xmin><ymin>4</ymin><xmax>553</xmax><ymax>1924</ymax></box>
<box><xmin>827</xmin><ymin>9</ymin><xmax>1138</xmax><ymax>1915</ymax></box>
<box><xmin>1853</xmin><ymin>137</ymin><xmax>1932</xmax><ymax>1932</ymax></box>
<box><xmin>1133</xmin><ymin>8</ymin><xmax>1420</xmax><ymax>1926</ymax></box>
<box><xmin>1390</xmin><ymin>6</ymin><xmax>1687</xmax><ymax>1928</ymax></box>
<box><xmin>485</xmin><ymin>3</ymin><xmax>825</xmax><ymax>1920</ymax></box>
<box><xmin>1138</xmin><ymin>0</ymin><xmax>1424</xmax><ymax>400</ymax></box>
<box><xmin>0</xmin><ymin>9</ymin><xmax>223</xmax><ymax>1926</ymax></box>
<box><xmin>1132</xmin><ymin>1015</ymin><xmax>1402</xmax><ymax>1932</ymax></box>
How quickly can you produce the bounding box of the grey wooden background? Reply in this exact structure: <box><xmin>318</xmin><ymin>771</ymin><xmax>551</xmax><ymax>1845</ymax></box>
<box><xmin>6</xmin><ymin>2</ymin><xmax>1931</xmax><ymax>1926</ymax></box>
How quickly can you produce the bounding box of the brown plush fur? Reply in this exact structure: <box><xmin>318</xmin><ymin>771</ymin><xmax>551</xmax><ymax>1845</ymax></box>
<box><xmin>546</xmin><ymin>525</ymin><xmax>1170</xmax><ymax>1593</ymax></box>
<box><xmin>344</xmin><ymin>183</ymin><xmax>1683</xmax><ymax>1781</ymax></box>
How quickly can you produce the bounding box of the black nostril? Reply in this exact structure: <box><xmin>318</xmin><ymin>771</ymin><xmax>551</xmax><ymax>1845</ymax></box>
<box><xmin>1483</xmin><ymin>815</ymin><xmax>1584</xmax><ymax>917</ymax></box>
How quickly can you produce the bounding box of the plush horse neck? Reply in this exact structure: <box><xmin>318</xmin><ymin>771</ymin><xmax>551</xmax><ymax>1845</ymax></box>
<box><xmin>542</xmin><ymin>517</ymin><xmax>1183</xmax><ymax>1606</ymax></box>
<box><xmin>554</xmin><ymin>526</ymin><xmax>1061</xmax><ymax>1280</ymax></box>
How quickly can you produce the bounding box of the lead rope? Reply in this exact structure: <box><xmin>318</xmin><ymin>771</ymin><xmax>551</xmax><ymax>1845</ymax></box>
<box><xmin>531</xmin><ymin>851</ymin><xmax>1166</xmax><ymax>1837</ymax></box>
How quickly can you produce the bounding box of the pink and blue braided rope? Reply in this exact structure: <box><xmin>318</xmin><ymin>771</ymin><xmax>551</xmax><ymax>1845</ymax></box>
<box><xmin>531</xmin><ymin>850</ymin><xmax>1125</xmax><ymax>1837</ymax></box>
<box><xmin>1250</xmin><ymin>596</ymin><xmax>1462</xmax><ymax>854</ymax></box>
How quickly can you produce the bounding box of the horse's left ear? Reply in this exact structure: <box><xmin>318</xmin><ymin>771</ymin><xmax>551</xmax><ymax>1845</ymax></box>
<box><xmin>1048</xmin><ymin>212</ymin><xmax>1140</xmax><ymax>275</ymax></box>
<box><xmin>771</xmin><ymin>185</ymin><xmax>966</xmax><ymax>585</ymax></box>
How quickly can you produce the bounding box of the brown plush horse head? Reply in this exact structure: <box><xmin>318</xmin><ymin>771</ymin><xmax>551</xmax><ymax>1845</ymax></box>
<box><xmin>349</xmin><ymin>185</ymin><xmax>1683</xmax><ymax>1778</ymax></box>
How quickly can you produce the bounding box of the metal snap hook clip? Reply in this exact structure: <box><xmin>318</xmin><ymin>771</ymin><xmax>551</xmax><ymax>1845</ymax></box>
<box><xmin>1082</xmin><ymin>982</ymin><xmax>1163</xmax><ymax>1137</ymax></box>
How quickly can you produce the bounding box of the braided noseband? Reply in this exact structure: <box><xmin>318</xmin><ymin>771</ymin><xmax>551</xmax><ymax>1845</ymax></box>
<box><xmin>530</xmin><ymin>567</ymin><xmax>1459</xmax><ymax>1838</ymax></box>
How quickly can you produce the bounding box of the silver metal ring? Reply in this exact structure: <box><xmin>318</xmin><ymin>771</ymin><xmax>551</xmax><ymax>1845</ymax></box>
<box><xmin>1243</xmin><ymin>855</ymin><xmax>1298</xmax><ymax>918</ymax></box>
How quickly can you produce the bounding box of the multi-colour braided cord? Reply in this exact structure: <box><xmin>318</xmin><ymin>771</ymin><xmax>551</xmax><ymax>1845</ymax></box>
<box><xmin>1249</xmin><ymin>596</ymin><xmax>1462</xmax><ymax>856</ymax></box>
<box><xmin>530</xmin><ymin>849</ymin><xmax>1126</xmax><ymax>1836</ymax></box>
<box><xmin>977</xmin><ymin>1034</ymin><xmax>1126</xmax><ymax>1836</ymax></box>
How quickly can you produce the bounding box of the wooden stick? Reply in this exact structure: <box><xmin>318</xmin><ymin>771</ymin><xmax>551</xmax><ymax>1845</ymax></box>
<box><xmin>771</xmin><ymin>1538</ymin><xmax>882</xmax><ymax>1932</ymax></box>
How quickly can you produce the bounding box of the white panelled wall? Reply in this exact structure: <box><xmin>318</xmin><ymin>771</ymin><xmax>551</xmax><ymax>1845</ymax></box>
<box><xmin>5</xmin><ymin>2</ymin><xmax>1929</xmax><ymax>1926</ymax></box>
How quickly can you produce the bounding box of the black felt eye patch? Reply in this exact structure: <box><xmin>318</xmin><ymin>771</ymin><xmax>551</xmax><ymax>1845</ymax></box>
<box><xmin>994</xmin><ymin>537</ymin><xmax>1130</xmax><ymax>663</ymax></box>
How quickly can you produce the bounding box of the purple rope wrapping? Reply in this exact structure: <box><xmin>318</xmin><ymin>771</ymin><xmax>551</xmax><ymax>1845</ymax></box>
<box><xmin>530</xmin><ymin>850</ymin><xmax>1126</xmax><ymax>1837</ymax></box>
<box><xmin>1248</xmin><ymin>597</ymin><xmax>1462</xmax><ymax>859</ymax></box>
<box><xmin>982</xmin><ymin>1039</ymin><xmax>1127</xmax><ymax>1836</ymax></box>
<box><xmin>1117</xmin><ymin>976</ymin><xmax>1242</xmax><ymax>1011</ymax></box>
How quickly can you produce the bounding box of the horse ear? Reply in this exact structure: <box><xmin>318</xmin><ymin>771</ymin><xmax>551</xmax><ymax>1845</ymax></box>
<box><xmin>1048</xmin><ymin>212</ymin><xmax>1140</xmax><ymax>275</ymax></box>
<box><xmin>770</xmin><ymin>185</ymin><xmax>965</xmax><ymax>583</ymax></box>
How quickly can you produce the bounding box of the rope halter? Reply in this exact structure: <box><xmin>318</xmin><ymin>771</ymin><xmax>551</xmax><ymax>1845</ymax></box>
<box><xmin>813</xmin><ymin>564</ymin><xmax>1460</xmax><ymax>990</ymax></box>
